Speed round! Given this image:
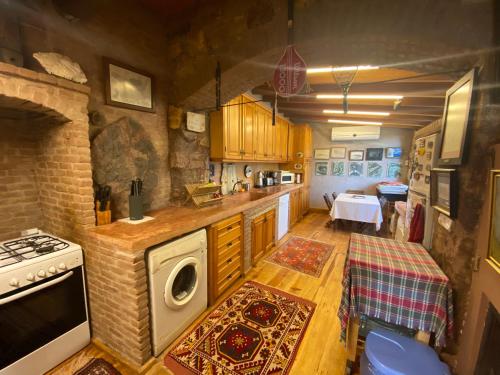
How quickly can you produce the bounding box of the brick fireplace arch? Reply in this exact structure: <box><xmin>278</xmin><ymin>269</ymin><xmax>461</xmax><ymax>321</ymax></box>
<box><xmin>0</xmin><ymin>62</ymin><xmax>95</xmax><ymax>242</ymax></box>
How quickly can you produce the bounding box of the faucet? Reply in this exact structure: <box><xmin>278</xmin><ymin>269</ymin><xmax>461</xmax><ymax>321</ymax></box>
<box><xmin>232</xmin><ymin>180</ymin><xmax>243</xmax><ymax>194</ymax></box>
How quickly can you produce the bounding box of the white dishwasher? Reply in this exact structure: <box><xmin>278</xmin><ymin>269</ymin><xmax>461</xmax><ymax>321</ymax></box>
<box><xmin>278</xmin><ymin>193</ymin><xmax>290</xmax><ymax>240</ymax></box>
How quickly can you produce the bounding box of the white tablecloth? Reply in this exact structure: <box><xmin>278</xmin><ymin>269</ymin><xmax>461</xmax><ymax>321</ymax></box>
<box><xmin>329</xmin><ymin>193</ymin><xmax>383</xmax><ymax>231</ymax></box>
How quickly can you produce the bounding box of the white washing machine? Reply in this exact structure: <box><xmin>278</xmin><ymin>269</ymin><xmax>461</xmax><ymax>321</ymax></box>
<box><xmin>147</xmin><ymin>229</ymin><xmax>207</xmax><ymax>356</ymax></box>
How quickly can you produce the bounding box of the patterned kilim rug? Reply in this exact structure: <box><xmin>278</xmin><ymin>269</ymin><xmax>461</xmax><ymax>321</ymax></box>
<box><xmin>165</xmin><ymin>281</ymin><xmax>316</xmax><ymax>374</ymax></box>
<box><xmin>73</xmin><ymin>358</ymin><xmax>121</xmax><ymax>375</ymax></box>
<box><xmin>266</xmin><ymin>236</ymin><xmax>334</xmax><ymax>277</ymax></box>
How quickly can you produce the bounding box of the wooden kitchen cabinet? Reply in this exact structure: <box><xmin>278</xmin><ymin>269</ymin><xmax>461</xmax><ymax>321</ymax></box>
<box><xmin>241</xmin><ymin>99</ymin><xmax>254</xmax><ymax>160</ymax></box>
<box><xmin>210</xmin><ymin>94</ymin><xmax>293</xmax><ymax>162</ymax></box>
<box><xmin>207</xmin><ymin>214</ymin><xmax>244</xmax><ymax>305</ymax></box>
<box><xmin>289</xmin><ymin>188</ymin><xmax>304</xmax><ymax>227</ymax></box>
<box><xmin>253</xmin><ymin>105</ymin><xmax>267</xmax><ymax>160</ymax></box>
<box><xmin>251</xmin><ymin>209</ymin><xmax>276</xmax><ymax>265</ymax></box>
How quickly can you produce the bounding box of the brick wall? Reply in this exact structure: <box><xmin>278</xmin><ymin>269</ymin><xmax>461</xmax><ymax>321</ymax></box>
<box><xmin>0</xmin><ymin>63</ymin><xmax>94</xmax><ymax>242</ymax></box>
<box><xmin>0</xmin><ymin>120</ymin><xmax>42</xmax><ymax>240</ymax></box>
<box><xmin>84</xmin><ymin>236</ymin><xmax>151</xmax><ymax>365</ymax></box>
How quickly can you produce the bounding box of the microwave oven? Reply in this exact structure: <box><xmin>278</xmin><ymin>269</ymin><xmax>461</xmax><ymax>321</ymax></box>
<box><xmin>277</xmin><ymin>171</ymin><xmax>295</xmax><ymax>184</ymax></box>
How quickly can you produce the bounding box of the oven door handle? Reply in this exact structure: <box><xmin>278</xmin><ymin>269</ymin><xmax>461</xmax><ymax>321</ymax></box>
<box><xmin>0</xmin><ymin>271</ymin><xmax>74</xmax><ymax>305</ymax></box>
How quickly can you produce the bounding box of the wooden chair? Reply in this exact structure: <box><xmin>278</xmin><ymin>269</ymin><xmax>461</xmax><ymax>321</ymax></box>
<box><xmin>323</xmin><ymin>193</ymin><xmax>333</xmax><ymax>211</ymax></box>
<box><xmin>323</xmin><ymin>194</ymin><xmax>334</xmax><ymax>228</ymax></box>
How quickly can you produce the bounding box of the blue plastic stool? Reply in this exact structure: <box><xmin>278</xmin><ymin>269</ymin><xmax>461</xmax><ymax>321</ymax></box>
<box><xmin>361</xmin><ymin>328</ymin><xmax>450</xmax><ymax>375</ymax></box>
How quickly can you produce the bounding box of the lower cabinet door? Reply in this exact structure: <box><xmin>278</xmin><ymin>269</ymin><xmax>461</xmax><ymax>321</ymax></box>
<box><xmin>264</xmin><ymin>209</ymin><xmax>276</xmax><ymax>252</ymax></box>
<box><xmin>251</xmin><ymin>214</ymin><xmax>266</xmax><ymax>264</ymax></box>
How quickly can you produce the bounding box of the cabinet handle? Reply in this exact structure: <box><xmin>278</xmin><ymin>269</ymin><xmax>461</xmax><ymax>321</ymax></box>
<box><xmin>227</xmin><ymin>241</ymin><xmax>233</xmax><ymax>247</ymax></box>
<box><xmin>227</xmin><ymin>273</ymin><xmax>232</xmax><ymax>280</ymax></box>
<box><xmin>227</xmin><ymin>225</ymin><xmax>232</xmax><ymax>231</ymax></box>
<box><xmin>227</xmin><ymin>258</ymin><xmax>232</xmax><ymax>264</ymax></box>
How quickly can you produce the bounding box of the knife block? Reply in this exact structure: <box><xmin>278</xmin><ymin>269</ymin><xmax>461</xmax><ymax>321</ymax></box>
<box><xmin>95</xmin><ymin>201</ymin><xmax>111</xmax><ymax>226</ymax></box>
<box><xmin>129</xmin><ymin>195</ymin><xmax>144</xmax><ymax>220</ymax></box>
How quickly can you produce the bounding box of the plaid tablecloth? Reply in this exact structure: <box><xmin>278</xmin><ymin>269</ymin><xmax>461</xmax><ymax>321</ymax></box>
<box><xmin>338</xmin><ymin>233</ymin><xmax>453</xmax><ymax>347</ymax></box>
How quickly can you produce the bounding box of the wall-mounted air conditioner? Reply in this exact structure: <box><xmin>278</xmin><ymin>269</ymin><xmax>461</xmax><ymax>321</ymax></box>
<box><xmin>331</xmin><ymin>126</ymin><xmax>381</xmax><ymax>141</ymax></box>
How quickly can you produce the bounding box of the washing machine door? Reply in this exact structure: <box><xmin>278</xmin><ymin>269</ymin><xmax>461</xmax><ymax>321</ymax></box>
<box><xmin>164</xmin><ymin>256</ymin><xmax>201</xmax><ymax>309</ymax></box>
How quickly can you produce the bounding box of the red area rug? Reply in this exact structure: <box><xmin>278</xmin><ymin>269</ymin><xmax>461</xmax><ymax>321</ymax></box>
<box><xmin>266</xmin><ymin>236</ymin><xmax>334</xmax><ymax>277</ymax></box>
<box><xmin>165</xmin><ymin>281</ymin><xmax>316</xmax><ymax>375</ymax></box>
<box><xmin>74</xmin><ymin>358</ymin><xmax>121</xmax><ymax>375</ymax></box>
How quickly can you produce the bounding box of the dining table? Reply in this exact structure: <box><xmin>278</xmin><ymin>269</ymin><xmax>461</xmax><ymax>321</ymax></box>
<box><xmin>338</xmin><ymin>233</ymin><xmax>454</xmax><ymax>361</ymax></box>
<box><xmin>330</xmin><ymin>193</ymin><xmax>383</xmax><ymax>231</ymax></box>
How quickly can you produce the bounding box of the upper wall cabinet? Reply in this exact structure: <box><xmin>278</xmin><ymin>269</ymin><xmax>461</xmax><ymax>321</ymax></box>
<box><xmin>210</xmin><ymin>94</ymin><xmax>293</xmax><ymax>162</ymax></box>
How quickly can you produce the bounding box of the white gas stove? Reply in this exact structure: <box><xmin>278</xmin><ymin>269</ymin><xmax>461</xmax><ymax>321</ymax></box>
<box><xmin>0</xmin><ymin>229</ymin><xmax>90</xmax><ymax>375</ymax></box>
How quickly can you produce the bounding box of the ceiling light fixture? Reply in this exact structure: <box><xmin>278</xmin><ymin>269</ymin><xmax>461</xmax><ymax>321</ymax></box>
<box><xmin>317</xmin><ymin>94</ymin><xmax>404</xmax><ymax>100</ymax></box>
<box><xmin>323</xmin><ymin>109</ymin><xmax>390</xmax><ymax>116</ymax></box>
<box><xmin>307</xmin><ymin>65</ymin><xmax>379</xmax><ymax>74</ymax></box>
<box><xmin>328</xmin><ymin>119</ymin><xmax>383</xmax><ymax>126</ymax></box>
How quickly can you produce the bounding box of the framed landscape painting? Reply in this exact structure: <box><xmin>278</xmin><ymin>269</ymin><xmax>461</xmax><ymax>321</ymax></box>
<box><xmin>314</xmin><ymin>149</ymin><xmax>331</xmax><ymax>160</ymax></box>
<box><xmin>104</xmin><ymin>58</ymin><xmax>155</xmax><ymax>112</ymax></box>
<box><xmin>331</xmin><ymin>147</ymin><xmax>346</xmax><ymax>159</ymax></box>
<box><xmin>349</xmin><ymin>150</ymin><xmax>364</xmax><ymax>161</ymax></box>
<box><xmin>386</xmin><ymin>147</ymin><xmax>402</xmax><ymax>158</ymax></box>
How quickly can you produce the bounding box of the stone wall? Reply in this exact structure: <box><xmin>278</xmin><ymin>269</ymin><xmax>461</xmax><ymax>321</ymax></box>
<box><xmin>429</xmin><ymin>56</ymin><xmax>500</xmax><ymax>370</ymax></box>
<box><xmin>164</xmin><ymin>0</ymin><xmax>492</xmax><ymax>109</ymax></box>
<box><xmin>2</xmin><ymin>0</ymin><xmax>172</xmax><ymax>217</ymax></box>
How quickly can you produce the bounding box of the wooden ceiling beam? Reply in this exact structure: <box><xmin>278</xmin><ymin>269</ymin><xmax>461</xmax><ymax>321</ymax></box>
<box><xmin>277</xmin><ymin>105</ymin><xmax>442</xmax><ymax>118</ymax></box>
<box><xmin>280</xmin><ymin>111</ymin><xmax>437</xmax><ymax>124</ymax></box>
<box><xmin>286</xmin><ymin>114</ymin><xmax>429</xmax><ymax>125</ymax></box>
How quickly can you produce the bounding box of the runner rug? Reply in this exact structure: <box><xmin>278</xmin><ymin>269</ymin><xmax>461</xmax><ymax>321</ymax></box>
<box><xmin>73</xmin><ymin>358</ymin><xmax>121</xmax><ymax>375</ymax></box>
<box><xmin>266</xmin><ymin>236</ymin><xmax>334</xmax><ymax>277</ymax></box>
<box><xmin>165</xmin><ymin>281</ymin><xmax>316</xmax><ymax>374</ymax></box>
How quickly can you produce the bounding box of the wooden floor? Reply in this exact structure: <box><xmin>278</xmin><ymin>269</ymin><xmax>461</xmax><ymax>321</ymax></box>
<box><xmin>48</xmin><ymin>212</ymin><xmax>351</xmax><ymax>375</ymax></box>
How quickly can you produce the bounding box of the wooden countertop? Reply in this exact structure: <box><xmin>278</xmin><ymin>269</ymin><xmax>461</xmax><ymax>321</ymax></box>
<box><xmin>87</xmin><ymin>184</ymin><xmax>302</xmax><ymax>253</ymax></box>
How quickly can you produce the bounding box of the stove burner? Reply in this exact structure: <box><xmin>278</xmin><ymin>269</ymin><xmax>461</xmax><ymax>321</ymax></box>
<box><xmin>0</xmin><ymin>235</ymin><xmax>70</xmax><ymax>268</ymax></box>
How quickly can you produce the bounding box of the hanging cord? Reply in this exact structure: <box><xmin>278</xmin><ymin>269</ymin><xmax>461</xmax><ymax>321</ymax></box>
<box><xmin>288</xmin><ymin>0</ymin><xmax>294</xmax><ymax>46</ymax></box>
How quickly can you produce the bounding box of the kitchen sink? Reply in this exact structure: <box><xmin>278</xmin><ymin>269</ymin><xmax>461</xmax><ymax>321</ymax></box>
<box><xmin>248</xmin><ymin>192</ymin><xmax>268</xmax><ymax>201</ymax></box>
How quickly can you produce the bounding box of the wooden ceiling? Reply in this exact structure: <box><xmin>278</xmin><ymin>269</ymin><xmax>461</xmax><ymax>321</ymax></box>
<box><xmin>252</xmin><ymin>68</ymin><xmax>456</xmax><ymax>129</ymax></box>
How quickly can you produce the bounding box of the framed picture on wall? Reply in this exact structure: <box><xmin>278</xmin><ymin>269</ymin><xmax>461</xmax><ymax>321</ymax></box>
<box><xmin>366</xmin><ymin>148</ymin><xmax>384</xmax><ymax>161</ymax></box>
<box><xmin>314</xmin><ymin>149</ymin><xmax>330</xmax><ymax>160</ymax></box>
<box><xmin>430</xmin><ymin>168</ymin><xmax>458</xmax><ymax>218</ymax></box>
<box><xmin>331</xmin><ymin>147</ymin><xmax>346</xmax><ymax>159</ymax></box>
<box><xmin>487</xmin><ymin>170</ymin><xmax>500</xmax><ymax>268</ymax></box>
<box><xmin>438</xmin><ymin>68</ymin><xmax>477</xmax><ymax>166</ymax></box>
<box><xmin>386</xmin><ymin>147</ymin><xmax>402</xmax><ymax>158</ymax></box>
<box><xmin>104</xmin><ymin>58</ymin><xmax>155</xmax><ymax>112</ymax></box>
<box><xmin>349</xmin><ymin>150</ymin><xmax>364</xmax><ymax>161</ymax></box>
<box><xmin>387</xmin><ymin>162</ymin><xmax>401</xmax><ymax>178</ymax></box>
<box><xmin>367</xmin><ymin>162</ymin><xmax>383</xmax><ymax>178</ymax></box>
<box><xmin>315</xmin><ymin>162</ymin><xmax>328</xmax><ymax>176</ymax></box>
<box><xmin>348</xmin><ymin>162</ymin><xmax>364</xmax><ymax>177</ymax></box>
<box><xmin>331</xmin><ymin>161</ymin><xmax>345</xmax><ymax>176</ymax></box>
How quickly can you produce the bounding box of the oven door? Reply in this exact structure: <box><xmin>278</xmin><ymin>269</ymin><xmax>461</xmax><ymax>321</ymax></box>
<box><xmin>0</xmin><ymin>267</ymin><xmax>88</xmax><ymax>370</ymax></box>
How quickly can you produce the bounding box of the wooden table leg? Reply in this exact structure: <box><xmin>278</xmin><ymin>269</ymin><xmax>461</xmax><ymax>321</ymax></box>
<box><xmin>346</xmin><ymin>315</ymin><xmax>360</xmax><ymax>362</ymax></box>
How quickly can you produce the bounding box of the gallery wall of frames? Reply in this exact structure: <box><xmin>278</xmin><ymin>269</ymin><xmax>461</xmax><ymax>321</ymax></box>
<box><xmin>308</xmin><ymin>125</ymin><xmax>414</xmax><ymax>209</ymax></box>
